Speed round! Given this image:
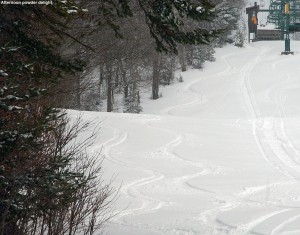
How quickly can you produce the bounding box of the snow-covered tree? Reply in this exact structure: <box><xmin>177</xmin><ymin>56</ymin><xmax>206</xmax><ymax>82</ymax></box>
<box><xmin>187</xmin><ymin>44</ymin><xmax>216</xmax><ymax>69</ymax></box>
<box><xmin>235</xmin><ymin>28</ymin><xmax>246</xmax><ymax>47</ymax></box>
<box><xmin>212</xmin><ymin>0</ymin><xmax>245</xmax><ymax>46</ymax></box>
<box><xmin>124</xmin><ymin>90</ymin><xmax>143</xmax><ymax>114</ymax></box>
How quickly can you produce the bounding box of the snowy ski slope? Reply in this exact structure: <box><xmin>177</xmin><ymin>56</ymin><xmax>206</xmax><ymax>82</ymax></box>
<box><xmin>69</xmin><ymin>41</ymin><xmax>300</xmax><ymax>235</ymax></box>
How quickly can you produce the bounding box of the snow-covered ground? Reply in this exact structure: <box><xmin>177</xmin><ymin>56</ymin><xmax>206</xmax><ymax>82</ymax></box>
<box><xmin>69</xmin><ymin>40</ymin><xmax>300</xmax><ymax>235</ymax></box>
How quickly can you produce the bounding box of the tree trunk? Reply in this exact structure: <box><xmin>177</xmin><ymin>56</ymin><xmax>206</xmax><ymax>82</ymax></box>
<box><xmin>106</xmin><ymin>64</ymin><xmax>113</xmax><ymax>112</ymax></box>
<box><xmin>99</xmin><ymin>65</ymin><xmax>104</xmax><ymax>105</ymax></box>
<box><xmin>75</xmin><ymin>76</ymin><xmax>81</xmax><ymax>109</ymax></box>
<box><xmin>119</xmin><ymin>61</ymin><xmax>129</xmax><ymax>99</ymax></box>
<box><xmin>152</xmin><ymin>54</ymin><xmax>160</xmax><ymax>100</ymax></box>
<box><xmin>179</xmin><ymin>45</ymin><xmax>187</xmax><ymax>72</ymax></box>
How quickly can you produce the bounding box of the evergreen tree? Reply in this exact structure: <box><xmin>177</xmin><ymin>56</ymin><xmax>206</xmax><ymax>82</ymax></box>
<box><xmin>0</xmin><ymin>2</ymin><xmax>113</xmax><ymax>235</ymax></box>
<box><xmin>188</xmin><ymin>44</ymin><xmax>215</xmax><ymax>69</ymax></box>
<box><xmin>124</xmin><ymin>91</ymin><xmax>143</xmax><ymax>114</ymax></box>
<box><xmin>98</xmin><ymin>0</ymin><xmax>220</xmax><ymax>53</ymax></box>
<box><xmin>234</xmin><ymin>28</ymin><xmax>245</xmax><ymax>47</ymax></box>
<box><xmin>212</xmin><ymin>0</ymin><xmax>245</xmax><ymax>46</ymax></box>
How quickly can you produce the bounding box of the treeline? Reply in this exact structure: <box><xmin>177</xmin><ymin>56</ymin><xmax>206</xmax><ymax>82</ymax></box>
<box><xmin>62</xmin><ymin>0</ymin><xmax>246</xmax><ymax>113</ymax></box>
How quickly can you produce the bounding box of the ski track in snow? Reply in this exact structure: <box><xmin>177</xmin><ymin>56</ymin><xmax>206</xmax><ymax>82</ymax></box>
<box><xmin>174</xmin><ymin>43</ymin><xmax>300</xmax><ymax>234</ymax></box>
<box><xmin>245</xmin><ymin>46</ymin><xmax>300</xmax><ymax>181</ymax></box>
<box><xmin>99</xmin><ymin>125</ymin><xmax>169</xmax><ymax>230</ymax></box>
<box><xmin>144</xmin><ymin>119</ymin><xmax>221</xmax><ymax>177</ymax></box>
<box><xmin>271</xmin><ymin>57</ymin><xmax>300</xmax><ymax>165</ymax></box>
<box><xmin>139</xmin><ymin>118</ymin><xmax>223</xmax><ymax>234</ymax></box>
<box><xmin>98</xmin><ymin>42</ymin><xmax>300</xmax><ymax>234</ymax></box>
<box><xmin>173</xmin><ymin>46</ymin><xmax>274</xmax><ymax>234</ymax></box>
<box><xmin>156</xmin><ymin>44</ymin><xmax>300</xmax><ymax>234</ymax></box>
<box><xmin>270</xmin><ymin>211</ymin><xmax>300</xmax><ymax>235</ymax></box>
<box><xmin>224</xmin><ymin>44</ymin><xmax>300</xmax><ymax>234</ymax></box>
<box><xmin>240</xmin><ymin>45</ymin><xmax>294</xmax><ymax>179</ymax></box>
<box><xmin>162</xmin><ymin>51</ymin><xmax>238</xmax><ymax>116</ymax></box>
<box><xmin>128</xmin><ymin>47</ymin><xmax>262</xmax><ymax>233</ymax></box>
<box><xmin>101</xmin><ymin>119</ymin><xmax>224</xmax><ymax>234</ymax></box>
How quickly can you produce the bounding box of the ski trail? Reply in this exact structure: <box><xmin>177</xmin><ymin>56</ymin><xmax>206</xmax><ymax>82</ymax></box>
<box><xmin>209</xmin><ymin>180</ymin><xmax>300</xmax><ymax>235</ymax></box>
<box><xmin>239</xmin><ymin>45</ymin><xmax>300</xmax><ymax>181</ymax></box>
<box><xmin>191</xmin><ymin>46</ymin><xmax>273</xmax><ymax>233</ymax></box>
<box><xmin>242</xmin><ymin>55</ymin><xmax>300</xmax><ymax>235</ymax></box>
<box><xmin>225</xmin><ymin>181</ymin><xmax>299</xmax><ymax>234</ymax></box>
<box><xmin>195</xmin><ymin>44</ymin><xmax>300</xmax><ymax>234</ymax></box>
<box><xmin>101</xmin><ymin>128</ymin><xmax>131</xmax><ymax>168</ymax></box>
<box><xmin>143</xmin><ymin>118</ymin><xmax>220</xmax><ymax>186</ymax></box>
<box><xmin>145</xmin><ymin>117</ymin><xmax>231</xmax><ymax>177</ymax></box>
<box><xmin>259</xmin><ymin>56</ymin><xmax>300</xmax><ymax>180</ymax></box>
<box><xmin>198</xmin><ymin>181</ymin><xmax>288</xmax><ymax>234</ymax></box>
<box><xmin>99</xmin><ymin>126</ymin><xmax>168</xmax><ymax>224</ymax></box>
<box><xmin>101</xmin><ymin>119</ymin><xmax>218</xmax><ymax>234</ymax></box>
<box><xmin>162</xmin><ymin>51</ymin><xmax>238</xmax><ymax>115</ymax></box>
<box><xmin>271</xmin><ymin>57</ymin><xmax>300</xmax><ymax>165</ymax></box>
<box><xmin>224</xmin><ymin>44</ymin><xmax>300</xmax><ymax>234</ymax></box>
<box><xmin>229</xmin><ymin>209</ymin><xmax>291</xmax><ymax>235</ymax></box>
<box><xmin>122</xmin><ymin>117</ymin><xmax>223</xmax><ymax>234</ymax></box>
<box><xmin>120</xmin><ymin>171</ymin><xmax>167</xmax><ymax>217</ymax></box>
<box><xmin>142</xmin><ymin>47</ymin><xmax>275</xmax><ymax>233</ymax></box>
<box><xmin>240</xmin><ymin>45</ymin><xmax>269</xmax><ymax>119</ymax></box>
<box><xmin>270</xmin><ymin>211</ymin><xmax>300</xmax><ymax>235</ymax></box>
<box><xmin>239</xmin><ymin>208</ymin><xmax>300</xmax><ymax>235</ymax></box>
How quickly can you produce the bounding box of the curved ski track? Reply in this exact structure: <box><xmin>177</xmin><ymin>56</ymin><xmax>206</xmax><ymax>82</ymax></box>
<box><xmin>100</xmin><ymin>126</ymin><xmax>168</xmax><ymax>230</ymax></box>
<box><xmin>101</xmin><ymin>120</ymin><xmax>223</xmax><ymax>234</ymax></box>
<box><xmin>162</xmin><ymin>44</ymin><xmax>300</xmax><ymax>234</ymax></box>
<box><xmin>162</xmin><ymin>51</ymin><xmax>238</xmax><ymax>116</ymax></box>
<box><xmin>102</xmin><ymin>43</ymin><xmax>300</xmax><ymax>234</ymax></box>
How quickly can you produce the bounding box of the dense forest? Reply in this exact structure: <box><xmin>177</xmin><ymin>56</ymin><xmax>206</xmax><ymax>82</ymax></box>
<box><xmin>0</xmin><ymin>0</ymin><xmax>245</xmax><ymax>234</ymax></box>
<box><xmin>63</xmin><ymin>0</ymin><xmax>246</xmax><ymax>113</ymax></box>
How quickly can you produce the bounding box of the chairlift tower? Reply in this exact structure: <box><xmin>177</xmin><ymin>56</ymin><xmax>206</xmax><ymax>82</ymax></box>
<box><xmin>248</xmin><ymin>0</ymin><xmax>300</xmax><ymax>54</ymax></box>
<box><xmin>267</xmin><ymin>0</ymin><xmax>282</xmax><ymax>28</ymax></box>
<box><xmin>267</xmin><ymin>0</ymin><xmax>300</xmax><ymax>54</ymax></box>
